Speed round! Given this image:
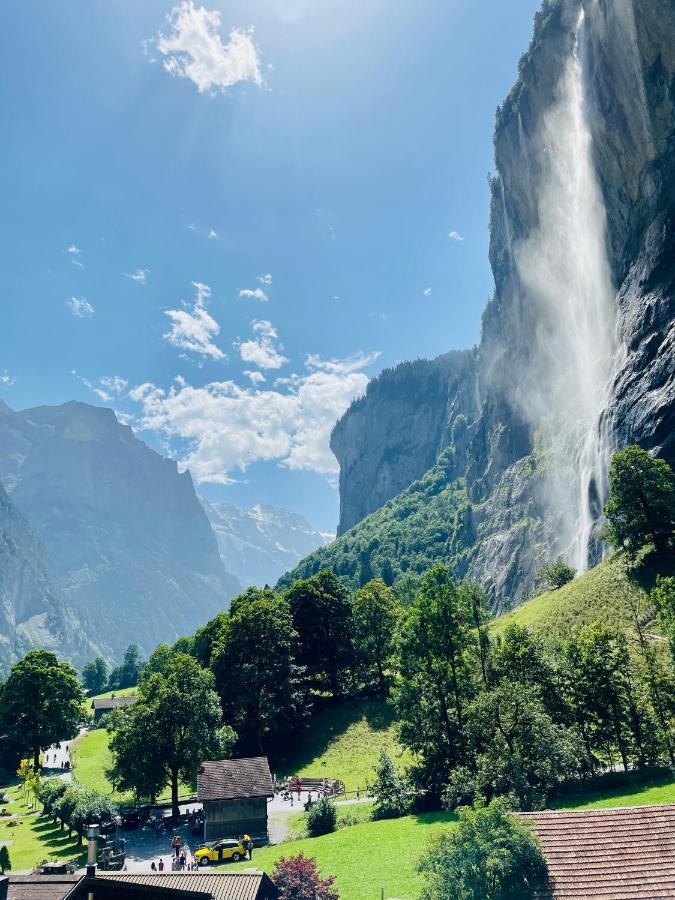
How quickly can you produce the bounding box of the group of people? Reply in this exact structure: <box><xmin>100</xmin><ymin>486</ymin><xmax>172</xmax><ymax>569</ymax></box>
<box><xmin>150</xmin><ymin>834</ymin><xmax>196</xmax><ymax>871</ymax></box>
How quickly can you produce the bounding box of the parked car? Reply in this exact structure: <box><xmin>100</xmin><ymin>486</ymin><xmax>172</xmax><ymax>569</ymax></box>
<box><xmin>121</xmin><ymin>811</ymin><xmax>140</xmax><ymax>830</ymax></box>
<box><xmin>194</xmin><ymin>838</ymin><xmax>247</xmax><ymax>866</ymax></box>
<box><xmin>99</xmin><ymin>819</ymin><xmax>118</xmax><ymax>836</ymax></box>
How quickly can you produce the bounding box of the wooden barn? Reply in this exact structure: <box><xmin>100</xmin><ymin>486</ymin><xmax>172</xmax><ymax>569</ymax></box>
<box><xmin>197</xmin><ymin>757</ymin><xmax>274</xmax><ymax>845</ymax></box>
<box><xmin>90</xmin><ymin>694</ymin><xmax>136</xmax><ymax>724</ymax></box>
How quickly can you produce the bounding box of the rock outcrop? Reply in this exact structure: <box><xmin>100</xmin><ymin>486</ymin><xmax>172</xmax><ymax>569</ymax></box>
<box><xmin>0</xmin><ymin>401</ymin><xmax>239</xmax><ymax>661</ymax></box>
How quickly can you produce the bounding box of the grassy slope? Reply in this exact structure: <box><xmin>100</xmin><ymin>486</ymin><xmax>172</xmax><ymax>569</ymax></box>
<box><xmin>70</xmin><ymin>729</ymin><xmax>191</xmax><ymax>804</ymax></box>
<box><xmin>234</xmin><ymin>772</ymin><xmax>675</xmax><ymax>899</ymax></box>
<box><xmin>492</xmin><ymin>550</ymin><xmax>675</xmax><ymax>641</ymax></box>
<box><xmin>232</xmin><ymin>810</ymin><xmax>457</xmax><ymax>900</ymax></box>
<box><xmin>0</xmin><ymin>783</ymin><xmax>85</xmax><ymax>871</ymax></box>
<box><xmin>272</xmin><ymin>698</ymin><xmax>411</xmax><ymax>793</ymax></box>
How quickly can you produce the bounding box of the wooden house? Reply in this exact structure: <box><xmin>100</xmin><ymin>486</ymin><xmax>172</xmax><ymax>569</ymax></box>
<box><xmin>90</xmin><ymin>694</ymin><xmax>136</xmax><ymax>724</ymax></box>
<box><xmin>197</xmin><ymin>757</ymin><xmax>274</xmax><ymax>845</ymax></box>
<box><xmin>4</xmin><ymin>872</ymin><xmax>278</xmax><ymax>899</ymax></box>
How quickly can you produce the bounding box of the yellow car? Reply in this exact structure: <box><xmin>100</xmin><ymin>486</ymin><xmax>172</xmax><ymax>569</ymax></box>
<box><xmin>194</xmin><ymin>839</ymin><xmax>247</xmax><ymax>866</ymax></box>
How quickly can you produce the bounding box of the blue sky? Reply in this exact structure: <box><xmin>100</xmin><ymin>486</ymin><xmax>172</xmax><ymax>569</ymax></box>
<box><xmin>0</xmin><ymin>0</ymin><xmax>540</xmax><ymax>531</ymax></box>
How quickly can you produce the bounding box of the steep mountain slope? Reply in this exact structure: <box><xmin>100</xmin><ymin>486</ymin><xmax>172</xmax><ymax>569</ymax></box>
<box><xmin>493</xmin><ymin>550</ymin><xmax>675</xmax><ymax>642</ymax></box>
<box><xmin>201</xmin><ymin>499</ymin><xmax>332</xmax><ymax>589</ymax></box>
<box><xmin>292</xmin><ymin>0</ymin><xmax>675</xmax><ymax>608</ymax></box>
<box><xmin>0</xmin><ymin>481</ymin><xmax>95</xmax><ymax>673</ymax></box>
<box><xmin>0</xmin><ymin>401</ymin><xmax>239</xmax><ymax>660</ymax></box>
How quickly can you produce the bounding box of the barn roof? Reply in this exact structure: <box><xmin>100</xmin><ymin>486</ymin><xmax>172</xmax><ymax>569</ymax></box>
<box><xmin>91</xmin><ymin>695</ymin><xmax>136</xmax><ymax>711</ymax></box>
<box><xmin>521</xmin><ymin>803</ymin><xmax>675</xmax><ymax>898</ymax></box>
<box><xmin>5</xmin><ymin>875</ymin><xmax>81</xmax><ymax>900</ymax></box>
<box><xmin>198</xmin><ymin>757</ymin><xmax>274</xmax><ymax>802</ymax></box>
<box><xmin>97</xmin><ymin>871</ymin><xmax>278</xmax><ymax>899</ymax></box>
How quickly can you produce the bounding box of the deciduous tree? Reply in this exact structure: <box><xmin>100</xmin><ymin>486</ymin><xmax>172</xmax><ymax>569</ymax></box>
<box><xmin>604</xmin><ymin>446</ymin><xmax>675</xmax><ymax>554</ymax></box>
<box><xmin>418</xmin><ymin>798</ymin><xmax>548</xmax><ymax>900</ymax></box>
<box><xmin>109</xmin><ymin>653</ymin><xmax>234</xmax><ymax>818</ymax></box>
<box><xmin>353</xmin><ymin>578</ymin><xmax>399</xmax><ymax>693</ymax></box>
<box><xmin>0</xmin><ymin>651</ymin><xmax>84</xmax><ymax>768</ymax></box>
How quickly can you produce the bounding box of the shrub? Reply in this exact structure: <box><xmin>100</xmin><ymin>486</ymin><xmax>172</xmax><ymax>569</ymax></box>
<box><xmin>536</xmin><ymin>560</ymin><xmax>576</xmax><ymax>592</ymax></box>
<box><xmin>418</xmin><ymin>797</ymin><xmax>548</xmax><ymax>899</ymax></box>
<box><xmin>272</xmin><ymin>853</ymin><xmax>339</xmax><ymax>900</ymax></box>
<box><xmin>305</xmin><ymin>798</ymin><xmax>337</xmax><ymax>837</ymax></box>
<box><xmin>371</xmin><ymin>751</ymin><xmax>412</xmax><ymax>819</ymax></box>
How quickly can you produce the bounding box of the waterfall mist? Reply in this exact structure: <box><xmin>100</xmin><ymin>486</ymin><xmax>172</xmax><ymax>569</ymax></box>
<box><xmin>514</xmin><ymin>9</ymin><xmax>621</xmax><ymax>571</ymax></box>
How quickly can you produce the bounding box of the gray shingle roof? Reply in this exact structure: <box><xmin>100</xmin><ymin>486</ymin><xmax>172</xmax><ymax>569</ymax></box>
<box><xmin>198</xmin><ymin>758</ymin><xmax>274</xmax><ymax>802</ymax></box>
<box><xmin>97</xmin><ymin>871</ymin><xmax>278</xmax><ymax>899</ymax></box>
<box><xmin>91</xmin><ymin>695</ymin><xmax>137</xmax><ymax>711</ymax></box>
<box><xmin>520</xmin><ymin>803</ymin><xmax>675</xmax><ymax>898</ymax></box>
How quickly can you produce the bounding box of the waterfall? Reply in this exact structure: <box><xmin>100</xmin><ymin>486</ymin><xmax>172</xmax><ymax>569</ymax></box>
<box><xmin>515</xmin><ymin>8</ymin><xmax>620</xmax><ymax>572</ymax></box>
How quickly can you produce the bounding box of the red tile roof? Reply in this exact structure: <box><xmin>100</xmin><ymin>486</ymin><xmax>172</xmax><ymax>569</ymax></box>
<box><xmin>198</xmin><ymin>758</ymin><xmax>274</xmax><ymax>802</ymax></box>
<box><xmin>520</xmin><ymin>804</ymin><xmax>675</xmax><ymax>898</ymax></box>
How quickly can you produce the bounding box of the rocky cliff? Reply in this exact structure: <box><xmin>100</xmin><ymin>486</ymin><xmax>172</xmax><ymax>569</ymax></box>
<box><xmin>288</xmin><ymin>0</ymin><xmax>675</xmax><ymax>608</ymax></box>
<box><xmin>0</xmin><ymin>481</ymin><xmax>94</xmax><ymax>674</ymax></box>
<box><xmin>0</xmin><ymin>401</ymin><xmax>240</xmax><ymax>661</ymax></box>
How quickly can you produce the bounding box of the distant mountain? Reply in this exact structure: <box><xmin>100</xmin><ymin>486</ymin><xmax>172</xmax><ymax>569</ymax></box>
<box><xmin>201</xmin><ymin>499</ymin><xmax>333</xmax><ymax>589</ymax></box>
<box><xmin>0</xmin><ymin>480</ymin><xmax>95</xmax><ymax>674</ymax></box>
<box><xmin>0</xmin><ymin>401</ymin><xmax>240</xmax><ymax>662</ymax></box>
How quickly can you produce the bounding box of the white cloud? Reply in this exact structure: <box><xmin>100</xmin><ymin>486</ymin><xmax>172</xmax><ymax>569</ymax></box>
<box><xmin>155</xmin><ymin>2</ymin><xmax>262</xmax><ymax>94</ymax></box>
<box><xmin>448</xmin><ymin>230</ymin><xmax>464</xmax><ymax>242</ymax></box>
<box><xmin>72</xmin><ymin>372</ymin><xmax>127</xmax><ymax>402</ymax></box>
<box><xmin>67</xmin><ymin>245</ymin><xmax>81</xmax><ymax>256</ymax></box>
<box><xmin>423</xmin><ymin>287</ymin><xmax>432</xmax><ymax>296</ymax></box>
<box><xmin>244</xmin><ymin>370</ymin><xmax>266</xmax><ymax>385</ymax></box>
<box><xmin>236</xmin><ymin>319</ymin><xmax>287</xmax><ymax>370</ymax></box>
<box><xmin>257</xmin><ymin>273</ymin><xmax>272</xmax><ymax>285</ymax></box>
<box><xmin>66</xmin><ymin>297</ymin><xmax>94</xmax><ymax>318</ymax></box>
<box><xmin>99</xmin><ymin>375</ymin><xmax>129</xmax><ymax>395</ymax></box>
<box><xmin>1</xmin><ymin>371</ymin><xmax>15</xmax><ymax>386</ymax></box>
<box><xmin>164</xmin><ymin>281</ymin><xmax>225</xmax><ymax>359</ymax></box>
<box><xmin>208</xmin><ymin>229</ymin><xmax>218</xmax><ymax>239</ymax></box>
<box><xmin>129</xmin><ymin>351</ymin><xmax>376</xmax><ymax>482</ymax></box>
<box><xmin>187</xmin><ymin>223</ymin><xmax>196</xmax><ymax>231</ymax></box>
<box><xmin>238</xmin><ymin>287</ymin><xmax>268</xmax><ymax>302</ymax></box>
<box><xmin>126</xmin><ymin>268</ymin><xmax>149</xmax><ymax>283</ymax></box>
<box><xmin>304</xmin><ymin>351</ymin><xmax>381</xmax><ymax>375</ymax></box>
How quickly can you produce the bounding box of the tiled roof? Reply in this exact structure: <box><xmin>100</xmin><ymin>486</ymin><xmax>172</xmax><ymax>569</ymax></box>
<box><xmin>198</xmin><ymin>757</ymin><xmax>274</xmax><ymax>802</ymax></box>
<box><xmin>91</xmin><ymin>695</ymin><xmax>137</xmax><ymax>710</ymax></box>
<box><xmin>97</xmin><ymin>871</ymin><xmax>277</xmax><ymax>899</ymax></box>
<box><xmin>6</xmin><ymin>875</ymin><xmax>81</xmax><ymax>900</ymax></box>
<box><xmin>520</xmin><ymin>804</ymin><xmax>675</xmax><ymax>898</ymax></box>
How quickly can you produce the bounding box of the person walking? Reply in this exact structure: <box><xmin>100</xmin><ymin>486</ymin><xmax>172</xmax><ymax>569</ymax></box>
<box><xmin>246</xmin><ymin>836</ymin><xmax>254</xmax><ymax>860</ymax></box>
<box><xmin>158</xmin><ymin>858</ymin><xmax>165</xmax><ymax>872</ymax></box>
<box><xmin>172</xmin><ymin>834</ymin><xmax>181</xmax><ymax>859</ymax></box>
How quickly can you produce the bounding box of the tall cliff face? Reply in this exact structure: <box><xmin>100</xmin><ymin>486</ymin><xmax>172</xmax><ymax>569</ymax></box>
<box><xmin>290</xmin><ymin>0</ymin><xmax>675</xmax><ymax>607</ymax></box>
<box><xmin>0</xmin><ymin>401</ymin><xmax>239</xmax><ymax>660</ymax></box>
<box><xmin>332</xmin><ymin>351</ymin><xmax>478</xmax><ymax>535</ymax></box>
<box><xmin>0</xmin><ymin>481</ymin><xmax>95</xmax><ymax>674</ymax></box>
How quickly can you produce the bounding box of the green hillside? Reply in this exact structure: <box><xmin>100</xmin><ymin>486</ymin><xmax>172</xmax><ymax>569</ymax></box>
<box><xmin>278</xmin><ymin>448</ymin><xmax>471</xmax><ymax>590</ymax></box>
<box><xmin>493</xmin><ymin>549</ymin><xmax>675</xmax><ymax>641</ymax></box>
<box><xmin>273</xmin><ymin>698</ymin><xmax>410</xmax><ymax>792</ymax></box>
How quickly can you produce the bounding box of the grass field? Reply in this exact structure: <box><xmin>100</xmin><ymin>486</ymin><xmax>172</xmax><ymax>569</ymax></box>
<box><xmin>233</xmin><ymin>810</ymin><xmax>458</xmax><ymax>899</ymax></box>
<box><xmin>70</xmin><ymin>728</ymin><xmax>192</xmax><ymax>804</ymax></box>
<box><xmin>0</xmin><ymin>783</ymin><xmax>85</xmax><ymax>872</ymax></box>
<box><xmin>233</xmin><ymin>771</ymin><xmax>675</xmax><ymax>899</ymax></box>
<box><xmin>272</xmin><ymin>698</ymin><xmax>410</xmax><ymax>793</ymax></box>
<box><xmin>492</xmin><ymin>549</ymin><xmax>675</xmax><ymax>641</ymax></box>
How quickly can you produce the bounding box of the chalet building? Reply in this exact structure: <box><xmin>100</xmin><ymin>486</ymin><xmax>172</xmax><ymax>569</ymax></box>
<box><xmin>197</xmin><ymin>757</ymin><xmax>274</xmax><ymax>845</ymax></box>
<box><xmin>3</xmin><ymin>871</ymin><xmax>278</xmax><ymax>900</ymax></box>
<box><xmin>90</xmin><ymin>694</ymin><xmax>136</xmax><ymax>724</ymax></box>
<box><xmin>521</xmin><ymin>803</ymin><xmax>675</xmax><ymax>898</ymax></box>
